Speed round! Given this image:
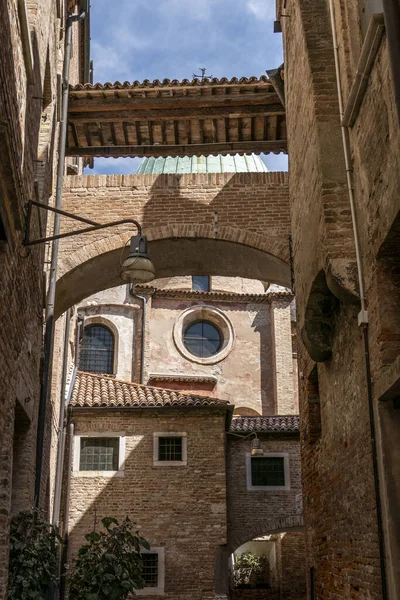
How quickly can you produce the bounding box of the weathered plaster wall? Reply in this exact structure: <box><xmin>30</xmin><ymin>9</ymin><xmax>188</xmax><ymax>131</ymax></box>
<box><xmin>73</xmin><ymin>283</ymin><xmax>297</xmax><ymax>414</ymax></box>
<box><xmin>146</xmin><ymin>296</ymin><xmax>294</xmax><ymax>414</ymax></box>
<box><xmin>153</xmin><ymin>276</ymin><xmax>265</xmax><ymax>294</ymax></box>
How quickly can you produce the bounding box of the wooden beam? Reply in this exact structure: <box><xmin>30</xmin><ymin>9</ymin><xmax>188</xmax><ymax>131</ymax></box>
<box><xmin>67</xmin><ymin>103</ymin><xmax>285</xmax><ymax>122</ymax></box>
<box><xmin>68</xmin><ymin>91</ymin><xmax>282</xmax><ymax>113</ymax></box>
<box><xmin>65</xmin><ymin>140</ymin><xmax>287</xmax><ymax>158</ymax></box>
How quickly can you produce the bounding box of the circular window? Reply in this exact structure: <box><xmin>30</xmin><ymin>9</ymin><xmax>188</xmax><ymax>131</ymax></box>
<box><xmin>183</xmin><ymin>320</ymin><xmax>222</xmax><ymax>358</ymax></box>
<box><xmin>173</xmin><ymin>306</ymin><xmax>235</xmax><ymax>365</ymax></box>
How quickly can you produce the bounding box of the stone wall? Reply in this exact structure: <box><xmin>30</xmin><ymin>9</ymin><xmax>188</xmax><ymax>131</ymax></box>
<box><xmin>64</xmin><ymin>407</ymin><xmax>229</xmax><ymax>600</ymax></box>
<box><xmin>280</xmin><ymin>0</ymin><xmax>400</xmax><ymax>598</ymax></box>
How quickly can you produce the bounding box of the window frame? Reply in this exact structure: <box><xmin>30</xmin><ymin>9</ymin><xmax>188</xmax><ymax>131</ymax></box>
<box><xmin>192</xmin><ymin>275</ymin><xmax>211</xmax><ymax>292</ymax></box>
<box><xmin>153</xmin><ymin>432</ymin><xmax>187</xmax><ymax>466</ymax></box>
<box><xmin>73</xmin><ymin>433</ymin><xmax>125</xmax><ymax>478</ymax></box>
<box><xmin>246</xmin><ymin>452</ymin><xmax>290</xmax><ymax>491</ymax></box>
<box><xmin>173</xmin><ymin>305</ymin><xmax>234</xmax><ymax>366</ymax></box>
<box><xmin>79</xmin><ymin>322</ymin><xmax>116</xmax><ymax>375</ymax></box>
<box><xmin>137</xmin><ymin>547</ymin><xmax>165</xmax><ymax>595</ymax></box>
<box><xmin>183</xmin><ymin>319</ymin><xmax>223</xmax><ymax>358</ymax></box>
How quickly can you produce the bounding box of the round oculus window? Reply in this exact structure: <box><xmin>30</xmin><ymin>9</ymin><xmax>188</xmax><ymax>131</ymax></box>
<box><xmin>183</xmin><ymin>320</ymin><xmax>223</xmax><ymax>358</ymax></box>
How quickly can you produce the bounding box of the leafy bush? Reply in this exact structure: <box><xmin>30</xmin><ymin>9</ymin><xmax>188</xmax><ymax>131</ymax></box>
<box><xmin>68</xmin><ymin>516</ymin><xmax>150</xmax><ymax>600</ymax></box>
<box><xmin>232</xmin><ymin>551</ymin><xmax>267</xmax><ymax>588</ymax></box>
<box><xmin>8</xmin><ymin>510</ymin><xmax>61</xmax><ymax>600</ymax></box>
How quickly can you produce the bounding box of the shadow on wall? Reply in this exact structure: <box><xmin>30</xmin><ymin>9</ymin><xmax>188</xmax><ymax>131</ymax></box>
<box><xmin>60</xmin><ymin>410</ymin><xmax>229</xmax><ymax>599</ymax></box>
<box><xmin>55</xmin><ymin>172</ymin><xmax>291</xmax><ymax>317</ymax></box>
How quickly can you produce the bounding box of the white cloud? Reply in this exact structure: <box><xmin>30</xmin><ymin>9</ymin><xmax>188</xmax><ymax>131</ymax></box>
<box><xmin>246</xmin><ymin>0</ymin><xmax>276</xmax><ymax>21</ymax></box>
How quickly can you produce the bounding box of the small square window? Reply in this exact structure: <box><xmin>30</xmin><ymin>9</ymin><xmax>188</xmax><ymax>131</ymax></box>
<box><xmin>246</xmin><ymin>453</ymin><xmax>290</xmax><ymax>491</ymax></box>
<box><xmin>153</xmin><ymin>433</ymin><xmax>187</xmax><ymax>466</ymax></box>
<box><xmin>192</xmin><ymin>276</ymin><xmax>210</xmax><ymax>291</ymax></box>
<box><xmin>251</xmin><ymin>457</ymin><xmax>285</xmax><ymax>487</ymax></box>
<box><xmin>73</xmin><ymin>434</ymin><xmax>125</xmax><ymax>477</ymax></box>
<box><xmin>158</xmin><ymin>437</ymin><xmax>182</xmax><ymax>461</ymax></box>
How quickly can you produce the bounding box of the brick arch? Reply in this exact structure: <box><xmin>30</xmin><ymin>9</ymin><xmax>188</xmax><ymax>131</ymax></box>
<box><xmin>55</xmin><ymin>224</ymin><xmax>291</xmax><ymax>318</ymax></box>
<box><xmin>227</xmin><ymin>515</ymin><xmax>304</xmax><ymax>554</ymax></box>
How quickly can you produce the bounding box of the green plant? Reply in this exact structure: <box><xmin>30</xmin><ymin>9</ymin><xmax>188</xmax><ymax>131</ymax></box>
<box><xmin>68</xmin><ymin>516</ymin><xmax>150</xmax><ymax>600</ymax></box>
<box><xmin>8</xmin><ymin>510</ymin><xmax>62</xmax><ymax>600</ymax></box>
<box><xmin>232</xmin><ymin>551</ymin><xmax>267</xmax><ymax>587</ymax></box>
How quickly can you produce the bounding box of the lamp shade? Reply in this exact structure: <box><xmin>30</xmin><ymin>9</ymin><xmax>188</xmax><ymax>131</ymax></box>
<box><xmin>251</xmin><ymin>436</ymin><xmax>264</xmax><ymax>456</ymax></box>
<box><xmin>120</xmin><ymin>233</ymin><xmax>156</xmax><ymax>283</ymax></box>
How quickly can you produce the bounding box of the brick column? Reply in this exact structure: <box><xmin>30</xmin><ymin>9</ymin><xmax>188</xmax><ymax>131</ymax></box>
<box><xmin>271</xmin><ymin>300</ymin><xmax>295</xmax><ymax>414</ymax></box>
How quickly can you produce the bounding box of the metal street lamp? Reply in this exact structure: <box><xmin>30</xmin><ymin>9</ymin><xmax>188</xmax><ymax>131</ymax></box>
<box><xmin>120</xmin><ymin>232</ymin><xmax>155</xmax><ymax>283</ymax></box>
<box><xmin>24</xmin><ymin>199</ymin><xmax>156</xmax><ymax>284</ymax></box>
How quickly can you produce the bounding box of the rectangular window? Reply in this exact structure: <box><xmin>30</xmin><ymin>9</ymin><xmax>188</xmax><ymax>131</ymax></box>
<box><xmin>142</xmin><ymin>554</ymin><xmax>159</xmax><ymax>587</ymax></box>
<box><xmin>246</xmin><ymin>453</ymin><xmax>290</xmax><ymax>491</ymax></box>
<box><xmin>73</xmin><ymin>434</ymin><xmax>125</xmax><ymax>476</ymax></box>
<box><xmin>80</xmin><ymin>437</ymin><xmax>119</xmax><ymax>471</ymax></box>
<box><xmin>158</xmin><ymin>437</ymin><xmax>182</xmax><ymax>461</ymax></box>
<box><xmin>138</xmin><ymin>548</ymin><xmax>165</xmax><ymax>596</ymax></box>
<box><xmin>251</xmin><ymin>457</ymin><xmax>285</xmax><ymax>487</ymax></box>
<box><xmin>192</xmin><ymin>275</ymin><xmax>210</xmax><ymax>291</ymax></box>
<box><xmin>153</xmin><ymin>432</ymin><xmax>187</xmax><ymax>466</ymax></box>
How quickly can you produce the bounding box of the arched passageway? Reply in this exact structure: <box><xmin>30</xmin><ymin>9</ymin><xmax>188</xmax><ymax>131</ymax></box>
<box><xmin>55</xmin><ymin>229</ymin><xmax>290</xmax><ymax>318</ymax></box>
<box><xmin>55</xmin><ymin>171</ymin><xmax>291</xmax><ymax>316</ymax></box>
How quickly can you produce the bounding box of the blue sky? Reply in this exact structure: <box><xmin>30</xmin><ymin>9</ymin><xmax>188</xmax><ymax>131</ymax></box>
<box><xmin>86</xmin><ymin>0</ymin><xmax>288</xmax><ymax>174</ymax></box>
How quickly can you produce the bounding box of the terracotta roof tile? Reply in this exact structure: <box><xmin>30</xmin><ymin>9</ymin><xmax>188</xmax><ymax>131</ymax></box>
<box><xmin>70</xmin><ymin>76</ymin><xmax>270</xmax><ymax>91</ymax></box>
<box><xmin>70</xmin><ymin>372</ymin><xmax>230</xmax><ymax>409</ymax></box>
<box><xmin>229</xmin><ymin>416</ymin><xmax>300</xmax><ymax>434</ymax></box>
<box><xmin>134</xmin><ymin>287</ymin><xmax>293</xmax><ymax>303</ymax></box>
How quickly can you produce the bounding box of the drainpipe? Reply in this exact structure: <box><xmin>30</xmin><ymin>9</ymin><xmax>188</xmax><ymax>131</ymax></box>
<box><xmin>34</xmin><ymin>7</ymin><xmax>86</xmax><ymax>508</ymax></box>
<box><xmin>382</xmin><ymin>0</ymin><xmax>400</xmax><ymax>125</ymax></box>
<box><xmin>130</xmin><ymin>287</ymin><xmax>147</xmax><ymax>384</ymax></box>
<box><xmin>51</xmin><ymin>308</ymin><xmax>71</xmax><ymax>527</ymax></box>
<box><xmin>52</xmin><ymin>314</ymin><xmax>83</xmax><ymax>528</ymax></box>
<box><xmin>59</xmin><ymin>422</ymin><xmax>75</xmax><ymax>600</ymax></box>
<box><xmin>328</xmin><ymin>3</ymin><xmax>388</xmax><ymax>599</ymax></box>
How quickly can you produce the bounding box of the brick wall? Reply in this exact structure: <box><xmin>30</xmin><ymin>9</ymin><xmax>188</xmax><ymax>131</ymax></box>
<box><xmin>281</xmin><ymin>0</ymin><xmax>400</xmax><ymax>598</ymax></box>
<box><xmin>55</xmin><ymin>172</ymin><xmax>291</xmax><ymax>315</ymax></box>
<box><xmin>64</xmin><ymin>408</ymin><xmax>229</xmax><ymax>600</ymax></box>
<box><xmin>226</xmin><ymin>435</ymin><xmax>302</xmax><ymax>553</ymax></box>
<box><xmin>0</xmin><ymin>0</ymin><xmax>62</xmax><ymax>596</ymax></box>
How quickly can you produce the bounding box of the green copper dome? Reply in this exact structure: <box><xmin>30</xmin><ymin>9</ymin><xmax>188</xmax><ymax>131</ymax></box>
<box><xmin>136</xmin><ymin>154</ymin><xmax>268</xmax><ymax>174</ymax></box>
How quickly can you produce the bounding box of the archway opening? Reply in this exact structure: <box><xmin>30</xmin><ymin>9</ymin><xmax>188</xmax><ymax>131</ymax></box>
<box><xmin>55</xmin><ymin>237</ymin><xmax>291</xmax><ymax>318</ymax></box>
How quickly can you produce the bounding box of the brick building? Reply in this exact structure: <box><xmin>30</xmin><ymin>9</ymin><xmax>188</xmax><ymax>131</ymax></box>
<box><xmin>275</xmin><ymin>1</ymin><xmax>400</xmax><ymax>599</ymax></box>
<box><xmin>2</xmin><ymin>1</ymin><xmax>399</xmax><ymax>599</ymax></box>
<box><xmin>60</xmin><ymin>261</ymin><xmax>305</xmax><ymax>599</ymax></box>
<box><xmin>0</xmin><ymin>1</ymin><xmax>88</xmax><ymax>598</ymax></box>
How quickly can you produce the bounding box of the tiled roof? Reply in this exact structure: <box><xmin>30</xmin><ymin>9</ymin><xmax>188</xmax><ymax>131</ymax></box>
<box><xmin>70</xmin><ymin>76</ymin><xmax>270</xmax><ymax>91</ymax></box>
<box><xmin>70</xmin><ymin>372</ymin><xmax>229</xmax><ymax>409</ymax></box>
<box><xmin>229</xmin><ymin>416</ymin><xmax>300</xmax><ymax>434</ymax></box>
<box><xmin>67</xmin><ymin>76</ymin><xmax>286</xmax><ymax>159</ymax></box>
<box><xmin>134</xmin><ymin>287</ymin><xmax>293</xmax><ymax>303</ymax></box>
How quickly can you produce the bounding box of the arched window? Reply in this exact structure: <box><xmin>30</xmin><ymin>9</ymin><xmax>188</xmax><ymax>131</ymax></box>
<box><xmin>79</xmin><ymin>324</ymin><xmax>114</xmax><ymax>375</ymax></box>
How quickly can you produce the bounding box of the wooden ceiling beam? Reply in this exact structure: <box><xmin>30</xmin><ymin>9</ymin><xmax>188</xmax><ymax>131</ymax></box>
<box><xmin>65</xmin><ymin>140</ymin><xmax>287</xmax><ymax>158</ymax></box>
